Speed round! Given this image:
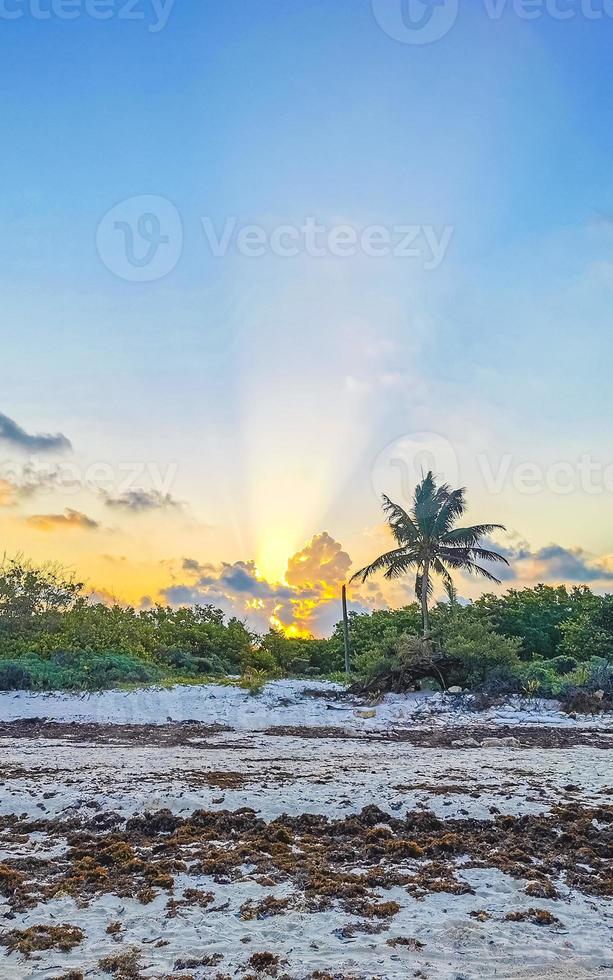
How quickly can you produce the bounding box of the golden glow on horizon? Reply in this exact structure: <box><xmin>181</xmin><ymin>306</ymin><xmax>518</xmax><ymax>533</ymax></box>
<box><xmin>270</xmin><ymin>604</ymin><xmax>312</xmax><ymax>639</ymax></box>
<box><xmin>255</xmin><ymin>533</ymin><xmax>296</xmax><ymax>584</ymax></box>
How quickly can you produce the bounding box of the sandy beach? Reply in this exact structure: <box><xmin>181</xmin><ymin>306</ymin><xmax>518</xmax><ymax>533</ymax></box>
<box><xmin>0</xmin><ymin>683</ymin><xmax>611</xmax><ymax>979</ymax></box>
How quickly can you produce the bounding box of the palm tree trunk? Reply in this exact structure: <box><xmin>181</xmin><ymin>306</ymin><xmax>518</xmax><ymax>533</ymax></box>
<box><xmin>421</xmin><ymin>558</ymin><xmax>430</xmax><ymax>636</ymax></box>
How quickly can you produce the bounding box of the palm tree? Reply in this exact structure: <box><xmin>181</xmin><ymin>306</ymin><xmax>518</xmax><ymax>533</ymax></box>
<box><xmin>351</xmin><ymin>471</ymin><xmax>509</xmax><ymax>635</ymax></box>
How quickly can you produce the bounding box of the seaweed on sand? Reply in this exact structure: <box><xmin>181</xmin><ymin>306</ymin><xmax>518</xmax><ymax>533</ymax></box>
<box><xmin>0</xmin><ymin>923</ymin><xmax>84</xmax><ymax>956</ymax></box>
<box><xmin>2</xmin><ymin>802</ymin><xmax>611</xmax><ymax>928</ymax></box>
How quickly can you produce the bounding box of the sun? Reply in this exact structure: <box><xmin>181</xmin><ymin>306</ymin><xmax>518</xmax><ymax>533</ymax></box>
<box><xmin>256</xmin><ymin>534</ymin><xmax>295</xmax><ymax>583</ymax></box>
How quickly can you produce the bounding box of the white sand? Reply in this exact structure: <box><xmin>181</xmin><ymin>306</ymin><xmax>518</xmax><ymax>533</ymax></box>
<box><xmin>0</xmin><ymin>683</ymin><xmax>611</xmax><ymax>979</ymax></box>
<box><xmin>0</xmin><ymin>679</ymin><xmax>610</xmax><ymax>730</ymax></box>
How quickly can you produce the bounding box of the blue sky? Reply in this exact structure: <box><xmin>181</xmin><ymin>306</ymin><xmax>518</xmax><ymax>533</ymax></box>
<box><xmin>2</xmin><ymin>1</ymin><xmax>613</xmax><ymax>633</ymax></box>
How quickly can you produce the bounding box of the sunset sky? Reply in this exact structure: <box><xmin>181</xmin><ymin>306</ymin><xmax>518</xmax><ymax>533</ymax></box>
<box><xmin>2</xmin><ymin>3</ymin><xmax>613</xmax><ymax>636</ymax></box>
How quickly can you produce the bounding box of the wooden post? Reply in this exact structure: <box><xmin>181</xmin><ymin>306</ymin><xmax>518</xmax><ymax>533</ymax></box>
<box><xmin>342</xmin><ymin>584</ymin><xmax>350</xmax><ymax>676</ymax></box>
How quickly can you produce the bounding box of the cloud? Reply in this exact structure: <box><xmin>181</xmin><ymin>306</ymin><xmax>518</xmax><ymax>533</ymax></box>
<box><xmin>161</xmin><ymin>533</ymin><xmax>354</xmax><ymax>636</ymax></box>
<box><xmin>24</xmin><ymin>508</ymin><xmax>99</xmax><ymax>532</ymax></box>
<box><xmin>180</xmin><ymin>556</ymin><xmax>295</xmax><ymax>599</ymax></box>
<box><xmin>182</xmin><ymin>557</ymin><xmax>203</xmax><ymax>574</ymax></box>
<box><xmin>86</xmin><ymin>586</ymin><xmax>123</xmax><ymax>605</ymax></box>
<box><xmin>102</xmin><ymin>489</ymin><xmax>183</xmax><ymax>513</ymax></box>
<box><xmin>0</xmin><ymin>462</ymin><xmax>81</xmax><ymax>502</ymax></box>
<box><xmin>0</xmin><ymin>479</ymin><xmax>17</xmax><ymax>507</ymax></box>
<box><xmin>0</xmin><ymin>412</ymin><xmax>72</xmax><ymax>453</ymax></box>
<box><xmin>163</xmin><ymin>557</ymin><xmax>295</xmax><ymax>632</ymax></box>
<box><xmin>162</xmin><ymin>530</ymin><xmax>613</xmax><ymax>636</ymax></box>
<box><xmin>483</xmin><ymin>534</ymin><xmax>613</xmax><ymax>585</ymax></box>
<box><xmin>149</xmin><ymin>526</ymin><xmax>613</xmax><ymax>635</ymax></box>
<box><xmin>531</xmin><ymin>545</ymin><xmax>613</xmax><ymax>583</ymax></box>
<box><xmin>203</xmin><ymin>561</ymin><xmax>294</xmax><ymax>601</ymax></box>
<box><xmin>286</xmin><ymin>532</ymin><xmax>351</xmax><ymax>593</ymax></box>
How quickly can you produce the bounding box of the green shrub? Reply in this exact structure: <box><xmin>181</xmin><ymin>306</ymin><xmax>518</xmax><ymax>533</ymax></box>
<box><xmin>567</xmin><ymin>656</ymin><xmax>613</xmax><ymax>694</ymax></box>
<box><xmin>0</xmin><ymin>661</ymin><xmax>33</xmax><ymax>690</ymax></box>
<box><xmin>351</xmin><ymin>628</ymin><xmax>425</xmax><ymax>675</ymax></box>
<box><xmin>257</xmin><ymin>630</ymin><xmax>337</xmax><ymax>674</ymax></box>
<box><xmin>434</xmin><ymin>607</ymin><xmax>522</xmax><ymax>686</ymax></box>
<box><xmin>238</xmin><ymin>669</ymin><xmax>277</xmax><ymax>696</ymax></box>
<box><xmin>520</xmin><ymin>662</ymin><xmax>559</xmax><ymax>697</ymax></box>
<box><xmin>286</xmin><ymin>658</ymin><xmax>312</xmax><ymax>676</ymax></box>
<box><xmin>560</xmin><ymin>605</ymin><xmax>613</xmax><ymax>662</ymax></box>
<box><xmin>474</xmin><ymin>585</ymin><xmax>595</xmax><ymax>659</ymax></box>
<box><xmin>587</xmin><ymin>657</ymin><xmax>613</xmax><ymax>693</ymax></box>
<box><xmin>330</xmin><ymin>606</ymin><xmax>422</xmax><ymax>667</ymax></box>
<box><xmin>550</xmin><ymin>655</ymin><xmax>579</xmax><ymax>675</ymax></box>
<box><xmin>0</xmin><ymin>652</ymin><xmax>160</xmax><ymax>691</ymax></box>
<box><xmin>242</xmin><ymin>648</ymin><xmax>280</xmax><ymax>674</ymax></box>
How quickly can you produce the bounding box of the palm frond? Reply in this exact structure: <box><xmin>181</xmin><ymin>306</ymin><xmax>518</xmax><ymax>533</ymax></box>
<box><xmin>383</xmin><ymin>551</ymin><xmax>421</xmax><ymax>580</ymax></box>
<box><xmin>441</xmin><ymin>524</ymin><xmax>506</xmax><ymax>547</ymax></box>
<box><xmin>432</xmin><ymin>556</ymin><xmax>454</xmax><ymax>590</ymax></box>
<box><xmin>438</xmin><ymin>543</ymin><xmax>509</xmax><ymax>572</ymax></box>
<box><xmin>350</xmin><ymin>547</ymin><xmax>419</xmax><ymax>585</ymax></box>
<box><xmin>443</xmin><ymin>576</ymin><xmax>458</xmax><ymax>605</ymax></box>
<box><xmin>461</xmin><ymin>561</ymin><xmax>503</xmax><ymax>585</ymax></box>
<box><xmin>412</xmin><ymin>471</ymin><xmax>442</xmax><ymax>538</ymax></box>
<box><xmin>465</xmin><ymin>546</ymin><xmax>509</xmax><ymax>566</ymax></box>
<box><xmin>381</xmin><ymin>495</ymin><xmax>420</xmax><ymax>545</ymax></box>
<box><xmin>432</xmin><ymin>487</ymin><xmax>466</xmax><ymax>537</ymax></box>
<box><xmin>438</xmin><ymin>549</ymin><xmax>503</xmax><ymax>585</ymax></box>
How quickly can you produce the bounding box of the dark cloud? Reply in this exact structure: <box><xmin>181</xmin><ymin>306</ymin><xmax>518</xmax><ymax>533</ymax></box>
<box><xmin>0</xmin><ymin>412</ymin><xmax>72</xmax><ymax>453</ymax></box>
<box><xmin>163</xmin><ymin>585</ymin><xmax>209</xmax><ymax>606</ymax></box>
<box><xmin>163</xmin><ymin>534</ymin><xmax>352</xmax><ymax>636</ymax></box>
<box><xmin>209</xmin><ymin>562</ymin><xmax>294</xmax><ymax>600</ymax></box>
<box><xmin>479</xmin><ymin>535</ymin><xmax>531</xmax><ymax>581</ymax></box>
<box><xmin>171</xmin><ymin>559</ymin><xmax>294</xmax><ymax>604</ymax></box>
<box><xmin>533</xmin><ymin>545</ymin><xmax>613</xmax><ymax>583</ymax></box>
<box><xmin>182</xmin><ymin>557</ymin><xmax>203</xmax><ymax>574</ymax></box>
<box><xmin>103</xmin><ymin>489</ymin><xmax>183</xmax><ymax>513</ymax></box>
<box><xmin>24</xmin><ymin>509</ymin><xmax>99</xmax><ymax>532</ymax></box>
<box><xmin>484</xmin><ymin>537</ymin><xmax>532</xmax><ymax>563</ymax></box>
<box><xmin>484</xmin><ymin>535</ymin><xmax>613</xmax><ymax>584</ymax></box>
<box><xmin>1</xmin><ymin>462</ymin><xmax>80</xmax><ymax>499</ymax></box>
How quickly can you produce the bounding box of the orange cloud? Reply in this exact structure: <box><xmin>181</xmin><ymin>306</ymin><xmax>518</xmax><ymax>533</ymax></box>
<box><xmin>0</xmin><ymin>479</ymin><xmax>17</xmax><ymax>508</ymax></box>
<box><xmin>160</xmin><ymin>532</ymin><xmax>360</xmax><ymax>637</ymax></box>
<box><xmin>25</xmin><ymin>509</ymin><xmax>99</xmax><ymax>533</ymax></box>
<box><xmin>285</xmin><ymin>532</ymin><xmax>351</xmax><ymax>596</ymax></box>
